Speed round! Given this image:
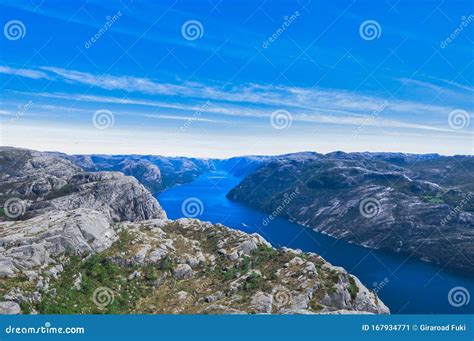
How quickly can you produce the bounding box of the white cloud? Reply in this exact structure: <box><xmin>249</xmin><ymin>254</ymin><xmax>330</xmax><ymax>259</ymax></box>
<box><xmin>0</xmin><ymin>66</ymin><xmax>50</xmax><ymax>80</ymax></box>
<box><xmin>3</xmin><ymin>65</ymin><xmax>472</xmax><ymax>136</ymax></box>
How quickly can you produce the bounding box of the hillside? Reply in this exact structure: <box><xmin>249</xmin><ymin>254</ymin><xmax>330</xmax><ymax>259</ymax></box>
<box><xmin>0</xmin><ymin>147</ymin><xmax>388</xmax><ymax>315</ymax></box>
<box><xmin>227</xmin><ymin>152</ymin><xmax>474</xmax><ymax>273</ymax></box>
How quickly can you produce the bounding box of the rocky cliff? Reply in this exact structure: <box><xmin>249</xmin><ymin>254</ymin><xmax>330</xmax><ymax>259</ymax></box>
<box><xmin>0</xmin><ymin>147</ymin><xmax>387</xmax><ymax>315</ymax></box>
<box><xmin>0</xmin><ymin>147</ymin><xmax>165</xmax><ymax>223</ymax></box>
<box><xmin>227</xmin><ymin>152</ymin><xmax>474</xmax><ymax>273</ymax></box>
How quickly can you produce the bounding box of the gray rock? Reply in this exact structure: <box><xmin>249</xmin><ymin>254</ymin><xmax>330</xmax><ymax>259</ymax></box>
<box><xmin>0</xmin><ymin>301</ymin><xmax>21</xmax><ymax>314</ymax></box>
<box><xmin>250</xmin><ymin>291</ymin><xmax>273</xmax><ymax>313</ymax></box>
<box><xmin>173</xmin><ymin>264</ymin><xmax>193</xmax><ymax>280</ymax></box>
<box><xmin>0</xmin><ymin>208</ymin><xmax>117</xmax><ymax>277</ymax></box>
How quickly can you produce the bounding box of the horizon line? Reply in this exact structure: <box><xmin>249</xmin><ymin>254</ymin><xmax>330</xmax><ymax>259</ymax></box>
<box><xmin>1</xmin><ymin>145</ymin><xmax>472</xmax><ymax>160</ymax></box>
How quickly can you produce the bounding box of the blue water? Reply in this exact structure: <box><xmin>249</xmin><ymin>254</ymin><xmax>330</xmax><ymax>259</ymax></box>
<box><xmin>158</xmin><ymin>171</ymin><xmax>474</xmax><ymax>314</ymax></box>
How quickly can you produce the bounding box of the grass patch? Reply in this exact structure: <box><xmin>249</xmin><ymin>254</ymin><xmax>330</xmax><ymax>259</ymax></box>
<box><xmin>421</xmin><ymin>195</ymin><xmax>444</xmax><ymax>204</ymax></box>
<box><xmin>348</xmin><ymin>276</ymin><xmax>359</xmax><ymax>301</ymax></box>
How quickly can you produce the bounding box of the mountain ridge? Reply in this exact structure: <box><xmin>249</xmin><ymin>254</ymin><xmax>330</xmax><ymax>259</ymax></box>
<box><xmin>0</xmin><ymin>147</ymin><xmax>387</xmax><ymax>315</ymax></box>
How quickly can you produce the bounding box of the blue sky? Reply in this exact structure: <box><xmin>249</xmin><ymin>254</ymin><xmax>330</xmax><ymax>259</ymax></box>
<box><xmin>0</xmin><ymin>0</ymin><xmax>473</xmax><ymax>157</ymax></box>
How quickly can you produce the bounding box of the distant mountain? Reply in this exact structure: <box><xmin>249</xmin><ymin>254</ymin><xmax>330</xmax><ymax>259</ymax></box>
<box><xmin>227</xmin><ymin>151</ymin><xmax>474</xmax><ymax>273</ymax></box>
<box><xmin>49</xmin><ymin>153</ymin><xmax>216</xmax><ymax>194</ymax></box>
<box><xmin>0</xmin><ymin>147</ymin><xmax>387</xmax><ymax>315</ymax></box>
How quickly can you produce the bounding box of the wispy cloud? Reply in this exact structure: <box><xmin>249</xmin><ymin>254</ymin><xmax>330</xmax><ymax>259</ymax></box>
<box><xmin>0</xmin><ymin>66</ymin><xmax>50</xmax><ymax>80</ymax></box>
<box><xmin>144</xmin><ymin>114</ymin><xmax>228</xmax><ymax>123</ymax></box>
<box><xmin>9</xmin><ymin>65</ymin><xmax>461</xmax><ymax>115</ymax></box>
<box><xmin>3</xmin><ymin>65</ymin><xmax>471</xmax><ymax>134</ymax></box>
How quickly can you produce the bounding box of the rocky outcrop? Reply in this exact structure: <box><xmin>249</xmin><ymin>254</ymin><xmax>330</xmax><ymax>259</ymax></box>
<box><xmin>0</xmin><ymin>147</ymin><xmax>82</xmax><ymax>199</ymax></box>
<box><xmin>0</xmin><ymin>217</ymin><xmax>388</xmax><ymax>314</ymax></box>
<box><xmin>27</xmin><ymin>172</ymin><xmax>166</xmax><ymax>222</ymax></box>
<box><xmin>0</xmin><ymin>147</ymin><xmax>166</xmax><ymax>223</ymax></box>
<box><xmin>0</xmin><ymin>208</ymin><xmax>116</xmax><ymax>278</ymax></box>
<box><xmin>0</xmin><ymin>301</ymin><xmax>21</xmax><ymax>314</ymax></box>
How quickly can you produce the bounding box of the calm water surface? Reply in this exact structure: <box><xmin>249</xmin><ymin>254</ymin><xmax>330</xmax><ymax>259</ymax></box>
<box><xmin>158</xmin><ymin>171</ymin><xmax>474</xmax><ymax>314</ymax></box>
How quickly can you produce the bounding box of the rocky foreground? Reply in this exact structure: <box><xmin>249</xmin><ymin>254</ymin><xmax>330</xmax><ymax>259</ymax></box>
<box><xmin>0</xmin><ymin>147</ymin><xmax>388</xmax><ymax>315</ymax></box>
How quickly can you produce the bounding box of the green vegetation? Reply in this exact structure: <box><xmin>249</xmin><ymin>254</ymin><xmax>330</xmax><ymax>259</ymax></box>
<box><xmin>44</xmin><ymin>184</ymin><xmax>74</xmax><ymax>200</ymax></box>
<box><xmin>251</xmin><ymin>245</ymin><xmax>278</xmax><ymax>266</ymax></box>
<box><xmin>348</xmin><ymin>276</ymin><xmax>359</xmax><ymax>301</ymax></box>
<box><xmin>421</xmin><ymin>195</ymin><xmax>445</xmax><ymax>204</ymax></box>
<box><xmin>36</xmin><ymin>232</ymin><xmax>161</xmax><ymax>314</ymax></box>
<box><xmin>158</xmin><ymin>257</ymin><xmax>173</xmax><ymax>271</ymax></box>
<box><xmin>241</xmin><ymin>271</ymin><xmax>262</xmax><ymax>291</ymax></box>
<box><xmin>222</xmin><ymin>256</ymin><xmax>250</xmax><ymax>280</ymax></box>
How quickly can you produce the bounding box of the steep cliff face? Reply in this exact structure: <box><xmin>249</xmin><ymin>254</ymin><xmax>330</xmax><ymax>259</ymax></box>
<box><xmin>227</xmin><ymin>152</ymin><xmax>474</xmax><ymax>273</ymax></box>
<box><xmin>0</xmin><ymin>147</ymin><xmax>166</xmax><ymax>223</ymax></box>
<box><xmin>0</xmin><ymin>148</ymin><xmax>387</xmax><ymax>315</ymax></box>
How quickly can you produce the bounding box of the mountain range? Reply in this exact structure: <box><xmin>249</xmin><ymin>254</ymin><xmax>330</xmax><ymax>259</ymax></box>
<box><xmin>18</xmin><ymin>148</ymin><xmax>474</xmax><ymax>274</ymax></box>
<box><xmin>0</xmin><ymin>147</ymin><xmax>388</xmax><ymax>315</ymax></box>
<box><xmin>1</xmin><ymin>146</ymin><xmax>473</xmax><ymax>315</ymax></box>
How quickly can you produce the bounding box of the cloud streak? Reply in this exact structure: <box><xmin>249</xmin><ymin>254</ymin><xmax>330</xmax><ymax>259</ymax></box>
<box><xmin>2</xmin><ymin>65</ymin><xmax>472</xmax><ymax>135</ymax></box>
